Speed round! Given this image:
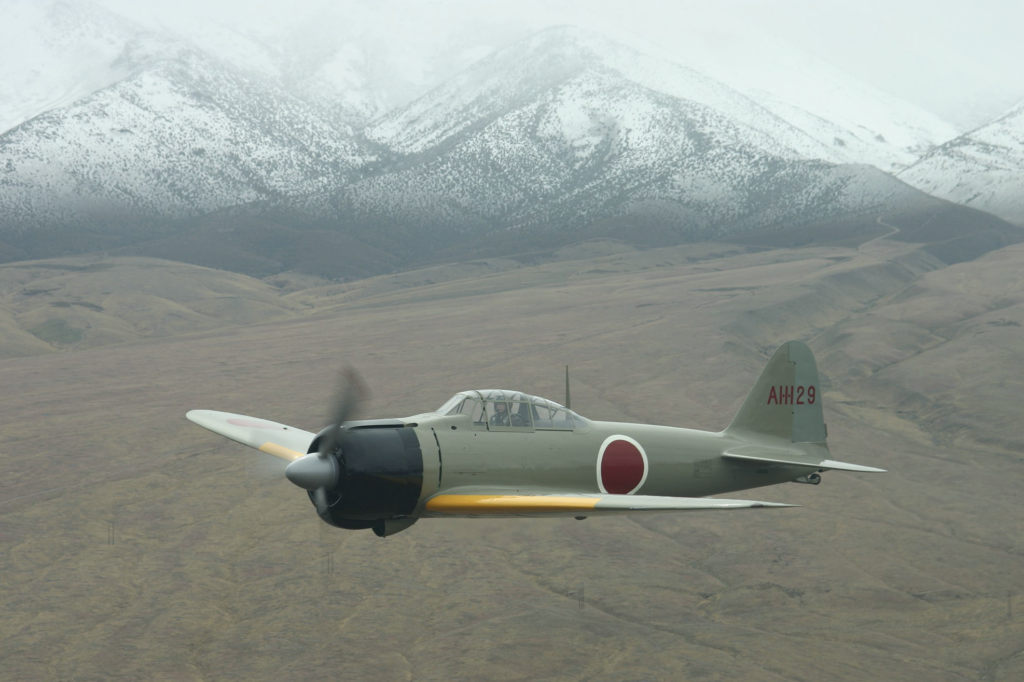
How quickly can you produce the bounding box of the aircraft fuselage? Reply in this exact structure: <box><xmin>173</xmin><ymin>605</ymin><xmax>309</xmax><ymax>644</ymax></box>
<box><xmin>398</xmin><ymin>413</ymin><xmax>814</xmax><ymax>514</ymax></box>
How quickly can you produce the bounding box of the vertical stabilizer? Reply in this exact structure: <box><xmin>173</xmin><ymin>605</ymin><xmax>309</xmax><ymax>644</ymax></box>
<box><xmin>725</xmin><ymin>341</ymin><xmax>826</xmax><ymax>443</ymax></box>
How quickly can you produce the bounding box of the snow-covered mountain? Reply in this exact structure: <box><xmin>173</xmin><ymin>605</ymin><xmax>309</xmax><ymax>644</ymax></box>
<box><xmin>365</xmin><ymin>28</ymin><xmax>816</xmax><ymax>158</ymax></box>
<box><xmin>362</xmin><ymin>25</ymin><xmax>957</xmax><ymax>170</ymax></box>
<box><xmin>0</xmin><ymin>5</ymin><xmax>1012</xmax><ymax>272</ymax></box>
<box><xmin>351</xmin><ymin>28</ymin><xmax>921</xmax><ymax>235</ymax></box>
<box><xmin>240</xmin><ymin>3</ymin><xmax>963</xmax><ymax>170</ymax></box>
<box><xmin>625</xmin><ymin>27</ymin><xmax>960</xmax><ymax>172</ymax></box>
<box><xmin>0</xmin><ymin>45</ymin><xmax>360</xmax><ymax>228</ymax></box>
<box><xmin>898</xmin><ymin>101</ymin><xmax>1024</xmax><ymax>226</ymax></box>
<box><xmin>281</xmin><ymin>9</ymin><xmax>958</xmax><ymax>170</ymax></box>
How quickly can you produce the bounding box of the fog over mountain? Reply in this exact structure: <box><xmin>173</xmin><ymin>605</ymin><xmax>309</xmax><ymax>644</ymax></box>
<box><xmin>0</xmin><ymin>0</ymin><xmax>1022</xmax><ymax>273</ymax></box>
<box><xmin>90</xmin><ymin>0</ymin><xmax>1024</xmax><ymax>130</ymax></box>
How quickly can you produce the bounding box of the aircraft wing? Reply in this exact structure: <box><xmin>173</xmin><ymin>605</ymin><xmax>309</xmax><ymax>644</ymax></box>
<box><xmin>186</xmin><ymin>410</ymin><xmax>315</xmax><ymax>461</ymax></box>
<box><xmin>421</xmin><ymin>491</ymin><xmax>796</xmax><ymax>518</ymax></box>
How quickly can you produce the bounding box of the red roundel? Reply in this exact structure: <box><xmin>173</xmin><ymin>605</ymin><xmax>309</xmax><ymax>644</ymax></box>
<box><xmin>597</xmin><ymin>436</ymin><xmax>648</xmax><ymax>494</ymax></box>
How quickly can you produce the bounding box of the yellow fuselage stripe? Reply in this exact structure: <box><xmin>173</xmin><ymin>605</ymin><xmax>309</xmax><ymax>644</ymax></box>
<box><xmin>258</xmin><ymin>442</ymin><xmax>306</xmax><ymax>462</ymax></box>
<box><xmin>425</xmin><ymin>495</ymin><xmax>601</xmax><ymax>514</ymax></box>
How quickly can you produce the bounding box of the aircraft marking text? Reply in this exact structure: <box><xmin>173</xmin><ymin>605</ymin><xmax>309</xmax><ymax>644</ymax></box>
<box><xmin>767</xmin><ymin>385</ymin><xmax>816</xmax><ymax>405</ymax></box>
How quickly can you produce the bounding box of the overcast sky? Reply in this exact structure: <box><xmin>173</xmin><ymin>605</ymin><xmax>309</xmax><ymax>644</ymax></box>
<box><xmin>95</xmin><ymin>0</ymin><xmax>1024</xmax><ymax>129</ymax></box>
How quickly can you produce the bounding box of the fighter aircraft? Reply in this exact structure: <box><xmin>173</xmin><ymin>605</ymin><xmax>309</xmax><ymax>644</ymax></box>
<box><xmin>187</xmin><ymin>340</ymin><xmax>884</xmax><ymax>537</ymax></box>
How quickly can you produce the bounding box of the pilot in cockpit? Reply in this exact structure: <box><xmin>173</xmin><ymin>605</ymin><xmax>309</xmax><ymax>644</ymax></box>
<box><xmin>489</xmin><ymin>401</ymin><xmax>510</xmax><ymax>427</ymax></box>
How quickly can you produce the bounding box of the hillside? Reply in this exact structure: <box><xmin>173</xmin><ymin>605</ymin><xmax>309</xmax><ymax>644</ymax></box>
<box><xmin>899</xmin><ymin>101</ymin><xmax>1024</xmax><ymax>226</ymax></box>
<box><xmin>0</xmin><ymin>256</ymin><xmax>308</xmax><ymax>357</ymax></box>
<box><xmin>3</xmin><ymin>198</ymin><xmax>1020</xmax><ymax>362</ymax></box>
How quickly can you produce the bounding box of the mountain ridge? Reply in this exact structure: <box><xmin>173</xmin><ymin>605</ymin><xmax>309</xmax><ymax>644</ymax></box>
<box><xmin>350</xmin><ymin>30</ymin><xmax>928</xmax><ymax>239</ymax></box>
<box><xmin>1</xmin><ymin>15</ymin><xmax>1019</xmax><ymax>278</ymax></box>
<box><xmin>898</xmin><ymin>100</ymin><xmax>1024</xmax><ymax>226</ymax></box>
<box><xmin>0</xmin><ymin>46</ymin><xmax>360</xmax><ymax>229</ymax></box>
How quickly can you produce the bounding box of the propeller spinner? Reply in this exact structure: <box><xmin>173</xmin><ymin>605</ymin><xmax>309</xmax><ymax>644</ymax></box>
<box><xmin>285</xmin><ymin>367</ymin><xmax>369</xmax><ymax>515</ymax></box>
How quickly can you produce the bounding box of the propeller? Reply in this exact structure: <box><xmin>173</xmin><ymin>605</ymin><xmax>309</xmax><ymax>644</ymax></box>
<box><xmin>319</xmin><ymin>367</ymin><xmax>368</xmax><ymax>463</ymax></box>
<box><xmin>284</xmin><ymin>367</ymin><xmax>369</xmax><ymax>518</ymax></box>
<box><xmin>245</xmin><ymin>449</ymin><xmax>290</xmax><ymax>487</ymax></box>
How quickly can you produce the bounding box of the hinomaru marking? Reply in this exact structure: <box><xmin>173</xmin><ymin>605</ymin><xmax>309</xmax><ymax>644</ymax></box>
<box><xmin>767</xmin><ymin>385</ymin><xmax>816</xmax><ymax>405</ymax></box>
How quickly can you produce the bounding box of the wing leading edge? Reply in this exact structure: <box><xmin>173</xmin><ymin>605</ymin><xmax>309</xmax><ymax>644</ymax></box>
<box><xmin>186</xmin><ymin>409</ymin><xmax>315</xmax><ymax>461</ymax></box>
<box><xmin>422</xmin><ymin>492</ymin><xmax>797</xmax><ymax>518</ymax></box>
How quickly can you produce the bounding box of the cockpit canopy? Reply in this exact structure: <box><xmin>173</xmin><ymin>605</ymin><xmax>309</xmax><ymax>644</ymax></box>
<box><xmin>435</xmin><ymin>389</ymin><xmax>587</xmax><ymax>430</ymax></box>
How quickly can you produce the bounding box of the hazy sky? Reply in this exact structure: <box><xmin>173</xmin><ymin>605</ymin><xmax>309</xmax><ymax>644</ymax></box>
<box><xmin>95</xmin><ymin>0</ymin><xmax>1024</xmax><ymax>129</ymax></box>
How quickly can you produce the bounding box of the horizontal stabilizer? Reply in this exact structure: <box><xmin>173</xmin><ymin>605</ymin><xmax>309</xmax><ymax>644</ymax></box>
<box><xmin>422</xmin><ymin>492</ymin><xmax>797</xmax><ymax>517</ymax></box>
<box><xmin>723</xmin><ymin>450</ymin><xmax>886</xmax><ymax>473</ymax></box>
<box><xmin>186</xmin><ymin>410</ymin><xmax>315</xmax><ymax>461</ymax></box>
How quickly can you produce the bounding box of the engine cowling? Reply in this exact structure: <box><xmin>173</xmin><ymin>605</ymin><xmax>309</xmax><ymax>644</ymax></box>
<box><xmin>307</xmin><ymin>424</ymin><xmax>424</xmax><ymax>530</ymax></box>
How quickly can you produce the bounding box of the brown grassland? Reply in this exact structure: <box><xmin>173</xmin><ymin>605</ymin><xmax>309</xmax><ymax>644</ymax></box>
<box><xmin>1</xmin><ymin>230</ymin><xmax>1023</xmax><ymax>681</ymax></box>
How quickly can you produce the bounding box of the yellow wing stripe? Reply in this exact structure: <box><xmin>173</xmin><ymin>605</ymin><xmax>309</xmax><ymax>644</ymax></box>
<box><xmin>258</xmin><ymin>442</ymin><xmax>306</xmax><ymax>462</ymax></box>
<box><xmin>425</xmin><ymin>495</ymin><xmax>601</xmax><ymax>514</ymax></box>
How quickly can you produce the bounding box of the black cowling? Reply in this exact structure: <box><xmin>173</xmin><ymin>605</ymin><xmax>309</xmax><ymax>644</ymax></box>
<box><xmin>307</xmin><ymin>425</ymin><xmax>423</xmax><ymax>529</ymax></box>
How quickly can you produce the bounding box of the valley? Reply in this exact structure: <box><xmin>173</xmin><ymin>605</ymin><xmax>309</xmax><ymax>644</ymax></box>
<box><xmin>1</xmin><ymin>228</ymin><xmax>1022</xmax><ymax>681</ymax></box>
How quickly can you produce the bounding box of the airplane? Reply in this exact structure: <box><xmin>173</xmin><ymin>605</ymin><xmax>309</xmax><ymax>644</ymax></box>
<box><xmin>186</xmin><ymin>340</ymin><xmax>885</xmax><ymax>537</ymax></box>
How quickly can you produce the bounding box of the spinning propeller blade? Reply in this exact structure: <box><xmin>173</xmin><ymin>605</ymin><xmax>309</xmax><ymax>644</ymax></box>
<box><xmin>245</xmin><ymin>449</ymin><xmax>290</xmax><ymax>483</ymax></box>
<box><xmin>318</xmin><ymin>366</ymin><xmax>369</xmax><ymax>461</ymax></box>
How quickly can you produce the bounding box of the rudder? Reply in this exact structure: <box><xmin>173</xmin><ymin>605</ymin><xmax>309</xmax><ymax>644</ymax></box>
<box><xmin>725</xmin><ymin>341</ymin><xmax>826</xmax><ymax>443</ymax></box>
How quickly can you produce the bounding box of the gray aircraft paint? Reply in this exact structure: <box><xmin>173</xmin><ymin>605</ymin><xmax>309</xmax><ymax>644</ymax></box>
<box><xmin>187</xmin><ymin>340</ymin><xmax>884</xmax><ymax>534</ymax></box>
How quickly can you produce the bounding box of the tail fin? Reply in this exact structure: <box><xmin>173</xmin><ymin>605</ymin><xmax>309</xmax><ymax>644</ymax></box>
<box><xmin>726</xmin><ymin>341</ymin><xmax>826</xmax><ymax>443</ymax></box>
